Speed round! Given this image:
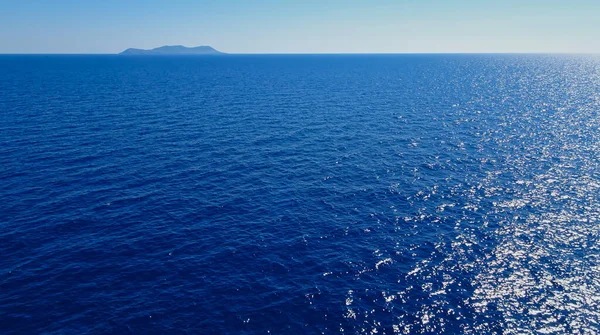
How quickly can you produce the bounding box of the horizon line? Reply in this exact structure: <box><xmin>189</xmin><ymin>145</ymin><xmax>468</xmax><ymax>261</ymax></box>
<box><xmin>1</xmin><ymin>52</ymin><xmax>599</xmax><ymax>55</ymax></box>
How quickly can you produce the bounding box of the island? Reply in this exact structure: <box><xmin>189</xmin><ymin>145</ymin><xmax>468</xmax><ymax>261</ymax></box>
<box><xmin>119</xmin><ymin>45</ymin><xmax>225</xmax><ymax>55</ymax></box>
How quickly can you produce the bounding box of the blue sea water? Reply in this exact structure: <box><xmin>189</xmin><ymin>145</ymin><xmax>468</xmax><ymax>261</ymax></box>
<box><xmin>1</xmin><ymin>54</ymin><xmax>600</xmax><ymax>334</ymax></box>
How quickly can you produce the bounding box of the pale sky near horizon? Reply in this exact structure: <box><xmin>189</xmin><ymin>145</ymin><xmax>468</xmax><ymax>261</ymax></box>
<box><xmin>0</xmin><ymin>0</ymin><xmax>599</xmax><ymax>54</ymax></box>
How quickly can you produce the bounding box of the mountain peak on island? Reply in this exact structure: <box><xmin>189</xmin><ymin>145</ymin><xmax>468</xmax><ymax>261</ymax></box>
<box><xmin>119</xmin><ymin>45</ymin><xmax>225</xmax><ymax>55</ymax></box>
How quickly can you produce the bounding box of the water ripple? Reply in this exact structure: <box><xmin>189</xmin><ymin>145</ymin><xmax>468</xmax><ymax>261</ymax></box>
<box><xmin>1</xmin><ymin>54</ymin><xmax>600</xmax><ymax>334</ymax></box>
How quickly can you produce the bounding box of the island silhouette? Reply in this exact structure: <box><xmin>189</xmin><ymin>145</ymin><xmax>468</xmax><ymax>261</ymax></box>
<box><xmin>119</xmin><ymin>45</ymin><xmax>225</xmax><ymax>55</ymax></box>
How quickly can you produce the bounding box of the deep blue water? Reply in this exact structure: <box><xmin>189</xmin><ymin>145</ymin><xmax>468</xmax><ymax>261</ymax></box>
<box><xmin>2</xmin><ymin>54</ymin><xmax>600</xmax><ymax>334</ymax></box>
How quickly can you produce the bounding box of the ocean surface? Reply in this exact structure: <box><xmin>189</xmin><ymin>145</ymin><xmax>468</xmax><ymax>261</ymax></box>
<box><xmin>1</xmin><ymin>54</ymin><xmax>600</xmax><ymax>334</ymax></box>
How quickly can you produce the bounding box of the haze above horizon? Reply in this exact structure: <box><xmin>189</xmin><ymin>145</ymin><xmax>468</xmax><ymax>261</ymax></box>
<box><xmin>1</xmin><ymin>0</ymin><xmax>599</xmax><ymax>54</ymax></box>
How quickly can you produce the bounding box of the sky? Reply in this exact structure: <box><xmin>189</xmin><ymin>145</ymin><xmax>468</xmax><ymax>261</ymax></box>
<box><xmin>0</xmin><ymin>0</ymin><xmax>599</xmax><ymax>54</ymax></box>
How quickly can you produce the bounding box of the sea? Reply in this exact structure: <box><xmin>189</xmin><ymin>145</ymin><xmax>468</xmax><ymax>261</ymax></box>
<box><xmin>1</xmin><ymin>54</ymin><xmax>600</xmax><ymax>334</ymax></box>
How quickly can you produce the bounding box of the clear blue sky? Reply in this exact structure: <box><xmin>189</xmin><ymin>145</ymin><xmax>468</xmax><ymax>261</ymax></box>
<box><xmin>0</xmin><ymin>0</ymin><xmax>599</xmax><ymax>54</ymax></box>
